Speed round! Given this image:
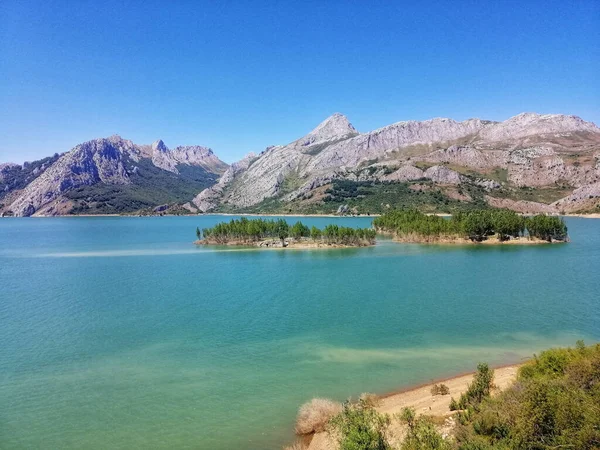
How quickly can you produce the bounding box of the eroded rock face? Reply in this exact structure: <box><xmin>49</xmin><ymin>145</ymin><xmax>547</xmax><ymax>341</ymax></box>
<box><xmin>151</xmin><ymin>140</ymin><xmax>228</xmax><ymax>174</ymax></box>
<box><xmin>424</xmin><ymin>166</ymin><xmax>463</xmax><ymax>184</ymax></box>
<box><xmin>6</xmin><ymin>135</ymin><xmax>228</xmax><ymax>216</ymax></box>
<box><xmin>552</xmin><ymin>182</ymin><xmax>600</xmax><ymax>212</ymax></box>
<box><xmin>415</xmin><ymin>145</ymin><xmax>508</xmax><ymax>169</ymax></box>
<box><xmin>299</xmin><ymin>112</ymin><xmax>358</xmax><ymax>147</ymax></box>
<box><xmin>9</xmin><ymin>136</ymin><xmax>133</xmax><ymax>216</ymax></box>
<box><xmin>382</xmin><ymin>165</ymin><xmax>425</xmax><ymax>182</ymax></box>
<box><xmin>506</xmin><ymin>147</ymin><xmax>600</xmax><ymax>188</ymax></box>
<box><xmin>207</xmin><ymin>112</ymin><xmax>599</xmax><ymax>210</ymax></box>
<box><xmin>192</xmin><ymin>152</ymin><xmax>256</xmax><ymax>212</ymax></box>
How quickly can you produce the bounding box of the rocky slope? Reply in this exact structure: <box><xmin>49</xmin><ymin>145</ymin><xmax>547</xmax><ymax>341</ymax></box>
<box><xmin>193</xmin><ymin>112</ymin><xmax>600</xmax><ymax>214</ymax></box>
<box><xmin>1</xmin><ymin>136</ymin><xmax>227</xmax><ymax>216</ymax></box>
<box><xmin>4</xmin><ymin>112</ymin><xmax>599</xmax><ymax>217</ymax></box>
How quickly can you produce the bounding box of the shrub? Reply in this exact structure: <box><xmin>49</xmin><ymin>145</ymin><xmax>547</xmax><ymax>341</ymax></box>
<box><xmin>399</xmin><ymin>407</ymin><xmax>452</xmax><ymax>450</ymax></box>
<box><xmin>455</xmin><ymin>363</ymin><xmax>494</xmax><ymax>409</ymax></box>
<box><xmin>359</xmin><ymin>392</ymin><xmax>381</xmax><ymax>408</ymax></box>
<box><xmin>431</xmin><ymin>384</ymin><xmax>450</xmax><ymax>396</ymax></box>
<box><xmin>454</xmin><ymin>343</ymin><xmax>600</xmax><ymax>449</ymax></box>
<box><xmin>329</xmin><ymin>399</ymin><xmax>392</xmax><ymax>450</ymax></box>
<box><xmin>295</xmin><ymin>398</ymin><xmax>342</xmax><ymax>435</ymax></box>
<box><xmin>449</xmin><ymin>397</ymin><xmax>460</xmax><ymax>411</ymax></box>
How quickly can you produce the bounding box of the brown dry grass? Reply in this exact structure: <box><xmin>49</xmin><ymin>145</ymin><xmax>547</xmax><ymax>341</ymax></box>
<box><xmin>295</xmin><ymin>398</ymin><xmax>343</xmax><ymax>435</ymax></box>
<box><xmin>359</xmin><ymin>392</ymin><xmax>381</xmax><ymax>408</ymax></box>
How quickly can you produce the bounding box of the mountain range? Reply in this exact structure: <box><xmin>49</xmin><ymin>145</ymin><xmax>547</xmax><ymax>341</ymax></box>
<box><xmin>2</xmin><ymin>112</ymin><xmax>600</xmax><ymax>217</ymax></box>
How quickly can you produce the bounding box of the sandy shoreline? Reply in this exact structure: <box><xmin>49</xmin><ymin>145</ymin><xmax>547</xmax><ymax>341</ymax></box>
<box><xmin>306</xmin><ymin>362</ymin><xmax>524</xmax><ymax>450</ymax></box>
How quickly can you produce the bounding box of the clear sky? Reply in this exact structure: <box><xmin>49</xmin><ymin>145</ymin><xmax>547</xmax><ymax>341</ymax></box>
<box><xmin>1</xmin><ymin>0</ymin><xmax>599</xmax><ymax>164</ymax></box>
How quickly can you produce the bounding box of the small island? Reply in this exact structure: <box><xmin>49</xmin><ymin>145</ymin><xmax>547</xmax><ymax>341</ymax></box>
<box><xmin>374</xmin><ymin>209</ymin><xmax>568</xmax><ymax>244</ymax></box>
<box><xmin>195</xmin><ymin>217</ymin><xmax>376</xmax><ymax>248</ymax></box>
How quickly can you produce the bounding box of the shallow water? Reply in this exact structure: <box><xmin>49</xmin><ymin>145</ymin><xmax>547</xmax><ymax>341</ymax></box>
<box><xmin>1</xmin><ymin>216</ymin><xmax>599</xmax><ymax>449</ymax></box>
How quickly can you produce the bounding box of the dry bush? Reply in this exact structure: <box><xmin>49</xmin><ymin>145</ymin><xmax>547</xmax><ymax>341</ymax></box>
<box><xmin>430</xmin><ymin>383</ymin><xmax>450</xmax><ymax>396</ymax></box>
<box><xmin>359</xmin><ymin>392</ymin><xmax>381</xmax><ymax>407</ymax></box>
<box><xmin>295</xmin><ymin>398</ymin><xmax>342</xmax><ymax>435</ymax></box>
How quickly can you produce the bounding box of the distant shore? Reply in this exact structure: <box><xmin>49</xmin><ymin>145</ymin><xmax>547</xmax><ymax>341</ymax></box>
<box><xmin>3</xmin><ymin>212</ymin><xmax>600</xmax><ymax>219</ymax></box>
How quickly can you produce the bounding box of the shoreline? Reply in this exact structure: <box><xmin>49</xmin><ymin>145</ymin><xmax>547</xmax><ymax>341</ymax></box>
<box><xmin>304</xmin><ymin>361</ymin><xmax>525</xmax><ymax>450</ymax></box>
<box><xmin>392</xmin><ymin>236</ymin><xmax>563</xmax><ymax>245</ymax></box>
<box><xmin>375</xmin><ymin>229</ymin><xmax>566</xmax><ymax>245</ymax></box>
<box><xmin>377</xmin><ymin>360</ymin><xmax>527</xmax><ymax>401</ymax></box>
<box><xmin>194</xmin><ymin>238</ymin><xmax>375</xmax><ymax>249</ymax></box>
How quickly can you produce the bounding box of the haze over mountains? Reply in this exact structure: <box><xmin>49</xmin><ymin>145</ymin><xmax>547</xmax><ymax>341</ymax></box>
<box><xmin>2</xmin><ymin>112</ymin><xmax>599</xmax><ymax>217</ymax></box>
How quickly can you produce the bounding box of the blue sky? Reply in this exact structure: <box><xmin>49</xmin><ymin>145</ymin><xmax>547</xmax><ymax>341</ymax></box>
<box><xmin>1</xmin><ymin>0</ymin><xmax>598</xmax><ymax>164</ymax></box>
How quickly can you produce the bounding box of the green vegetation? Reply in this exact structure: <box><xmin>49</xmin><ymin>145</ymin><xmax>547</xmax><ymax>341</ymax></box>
<box><xmin>66</xmin><ymin>158</ymin><xmax>219</xmax><ymax>214</ymax></box>
<box><xmin>526</xmin><ymin>214</ymin><xmax>571</xmax><ymax>242</ymax></box>
<box><xmin>327</xmin><ymin>400</ymin><xmax>452</xmax><ymax>450</ymax></box>
<box><xmin>454</xmin><ymin>342</ymin><xmax>600</xmax><ymax>449</ymax></box>
<box><xmin>313</xmin><ymin>343</ymin><xmax>599</xmax><ymax>450</ymax></box>
<box><xmin>449</xmin><ymin>363</ymin><xmax>494</xmax><ymax>412</ymax></box>
<box><xmin>329</xmin><ymin>399</ymin><xmax>392</xmax><ymax>450</ymax></box>
<box><xmin>0</xmin><ymin>154</ymin><xmax>61</xmax><ymax>200</ymax></box>
<box><xmin>373</xmin><ymin>209</ymin><xmax>568</xmax><ymax>242</ymax></box>
<box><xmin>322</xmin><ymin>180</ymin><xmax>488</xmax><ymax>215</ymax></box>
<box><xmin>199</xmin><ymin>217</ymin><xmax>376</xmax><ymax>246</ymax></box>
<box><xmin>218</xmin><ymin>180</ymin><xmax>491</xmax><ymax>216</ymax></box>
<box><xmin>400</xmin><ymin>407</ymin><xmax>452</xmax><ymax>450</ymax></box>
<box><xmin>491</xmin><ymin>185</ymin><xmax>573</xmax><ymax>204</ymax></box>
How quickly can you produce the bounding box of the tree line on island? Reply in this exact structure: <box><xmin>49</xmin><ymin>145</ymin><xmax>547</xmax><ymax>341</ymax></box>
<box><xmin>373</xmin><ymin>209</ymin><xmax>568</xmax><ymax>243</ymax></box>
<box><xmin>196</xmin><ymin>217</ymin><xmax>376</xmax><ymax>246</ymax></box>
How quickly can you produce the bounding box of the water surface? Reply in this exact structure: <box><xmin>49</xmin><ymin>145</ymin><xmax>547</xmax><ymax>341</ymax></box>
<box><xmin>1</xmin><ymin>216</ymin><xmax>599</xmax><ymax>449</ymax></box>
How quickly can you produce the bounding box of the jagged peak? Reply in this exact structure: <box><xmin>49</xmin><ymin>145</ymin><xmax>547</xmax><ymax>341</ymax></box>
<box><xmin>307</xmin><ymin>113</ymin><xmax>358</xmax><ymax>140</ymax></box>
<box><xmin>172</xmin><ymin>144</ymin><xmax>213</xmax><ymax>154</ymax></box>
<box><xmin>152</xmin><ymin>139</ymin><xmax>168</xmax><ymax>152</ymax></box>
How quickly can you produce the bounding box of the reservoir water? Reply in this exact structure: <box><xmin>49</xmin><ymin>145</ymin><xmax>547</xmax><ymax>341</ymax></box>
<box><xmin>1</xmin><ymin>216</ymin><xmax>599</xmax><ymax>449</ymax></box>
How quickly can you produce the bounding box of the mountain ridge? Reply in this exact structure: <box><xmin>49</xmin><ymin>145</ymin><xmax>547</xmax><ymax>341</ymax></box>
<box><xmin>192</xmin><ymin>112</ymin><xmax>600</xmax><ymax>215</ymax></box>
<box><xmin>2</xmin><ymin>112</ymin><xmax>599</xmax><ymax>216</ymax></box>
<box><xmin>1</xmin><ymin>135</ymin><xmax>228</xmax><ymax>216</ymax></box>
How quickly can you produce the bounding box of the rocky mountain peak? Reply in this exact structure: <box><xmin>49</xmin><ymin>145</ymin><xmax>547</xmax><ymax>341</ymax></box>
<box><xmin>307</xmin><ymin>113</ymin><xmax>357</xmax><ymax>141</ymax></box>
<box><xmin>152</xmin><ymin>139</ymin><xmax>168</xmax><ymax>152</ymax></box>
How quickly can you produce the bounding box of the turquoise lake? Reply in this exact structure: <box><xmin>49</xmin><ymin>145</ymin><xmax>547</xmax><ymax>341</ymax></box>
<box><xmin>1</xmin><ymin>216</ymin><xmax>599</xmax><ymax>449</ymax></box>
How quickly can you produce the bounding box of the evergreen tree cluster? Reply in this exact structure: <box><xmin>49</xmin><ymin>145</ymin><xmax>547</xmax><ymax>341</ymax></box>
<box><xmin>198</xmin><ymin>217</ymin><xmax>376</xmax><ymax>245</ymax></box>
<box><xmin>373</xmin><ymin>209</ymin><xmax>568</xmax><ymax>242</ymax></box>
